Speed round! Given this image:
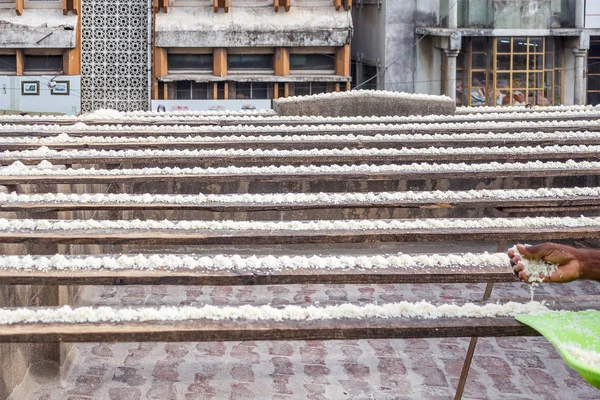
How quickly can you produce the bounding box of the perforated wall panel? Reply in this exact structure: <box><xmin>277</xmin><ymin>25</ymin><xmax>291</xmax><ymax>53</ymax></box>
<box><xmin>81</xmin><ymin>0</ymin><xmax>149</xmax><ymax>112</ymax></box>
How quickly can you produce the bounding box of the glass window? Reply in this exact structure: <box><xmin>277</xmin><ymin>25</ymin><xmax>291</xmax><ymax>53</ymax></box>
<box><xmin>0</xmin><ymin>54</ymin><xmax>16</xmax><ymax>72</ymax></box>
<box><xmin>168</xmin><ymin>54</ymin><xmax>212</xmax><ymax>72</ymax></box>
<box><xmin>175</xmin><ymin>81</ymin><xmax>210</xmax><ymax>100</ymax></box>
<box><xmin>445</xmin><ymin>37</ymin><xmax>563</xmax><ymax>106</ymax></box>
<box><xmin>290</xmin><ymin>54</ymin><xmax>334</xmax><ymax>71</ymax></box>
<box><xmin>291</xmin><ymin>82</ymin><xmax>336</xmax><ymax>97</ymax></box>
<box><xmin>588</xmin><ymin>37</ymin><xmax>600</xmax><ymax>105</ymax></box>
<box><xmin>361</xmin><ymin>64</ymin><xmax>377</xmax><ymax>90</ymax></box>
<box><xmin>233</xmin><ymin>82</ymin><xmax>271</xmax><ymax>99</ymax></box>
<box><xmin>24</xmin><ymin>55</ymin><xmax>62</xmax><ymax>72</ymax></box>
<box><xmin>228</xmin><ymin>54</ymin><xmax>273</xmax><ymax>71</ymax></box>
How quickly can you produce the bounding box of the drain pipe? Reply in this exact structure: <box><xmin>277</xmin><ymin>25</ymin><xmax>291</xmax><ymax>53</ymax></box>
<box><xmin>575</xmin><ymin>0</ymin><xmax>585</xmax><ymax>29</ymax></box>
<box><xmin>147</xmin><ymin>0</ymin><xmax>153</xmax><ymax>111</ymax></box>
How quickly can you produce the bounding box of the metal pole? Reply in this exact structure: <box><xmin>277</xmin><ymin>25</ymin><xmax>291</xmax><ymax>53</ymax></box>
<box><xmin>147</xmin><ymin>0</ymin><xmax>153</xmax><ymax>111</ymax></box>
<box><xmin>453</xmin><ymin>239</ymin><xmax>507</xmax><ymax>400</ymax></box>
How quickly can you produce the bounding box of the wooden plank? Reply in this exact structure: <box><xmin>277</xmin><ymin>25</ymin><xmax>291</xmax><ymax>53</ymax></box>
<box><xmin>3</xmin><ymin>137</ymin><xmax>600</xmax><ymax>151</ymax></box>
<box><xmin>0</xmin><ymin>224</ymin><xmax>597</xmax><ymax>245</ymax></box>
<box><xmin>154</xmin><ymin>47</ymin><xmax>168</xmax><ymax>79</ymax></box>
<box><xmin>15</xmin><ymin>49</ymin><xmax>24</xmax><ymax>76</ymax></box>
<box><xmin>0</xmin><ymin>167</ymin><xmax>598</xmax><ymax>185</ymax></box>
<box><xmin>3</xmin><ymin>114</ymin><xmax>600</xmax><ymax>128</ymax></box>
<box><xmin>0</xmin><ymin>265</ymin><xmax>517</xmax><ymax>286</ymax></box>
<box><xmin>213</xmin><ymin>48</ymin><xmax>227</xmax><ymax>77</ymax></box>
<box><xmin>1</xmin><ymin>150</ymin><xmax>599</xmax><ymax>166</ymax></box>
<box><xmin>335</xmin><ymin>44</ymin><xmax>350</xmax><ymax>76</ymax></box>
<box><xmin>15</xmin><ymin>0</ymin><xmax>23</xmax><ymax>15</ymax></box>
<box><xmin>0</xmin><ymin>297</ymin><xmax>596</xmax><ymax>343</ymax></box>
<box><xmin>2</xmin><ymin>196</ymin><xmax>600</xmax><ymax>213</ymax></box>
<box><xmin>274</xmin><ymin>48</ymin><xmax>289</xmax><ymax>76</ymax></box>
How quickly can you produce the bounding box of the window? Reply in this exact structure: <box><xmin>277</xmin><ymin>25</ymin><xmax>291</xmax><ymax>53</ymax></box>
<box><xmin>291</xmin><ymin>82</ymin><xmax>330</xmax><ymax>96</ymax></box>
<box><xmin>360</xmin><ymin>64</ymin><xmax>377</xmax><ymax>90</ymax></box>
<box><xmin>588</xmin><ymin>37</ymin><xmax>600</xmax><ymax>105</ymax></box>
<box><xmin>24</xmin><ymin>0</ymin><xmax>62</xmax><ymax>9</ymax></box>
<box><xmin>24</xmin><ymin>55</ymin><xmax>63</xmax><ymax>73</ymax></box>
<box><xmin>173</xmin><ymin>81</ymin><xmax>210</xmax><ymax>100</ymax></box>
<box><xmin>290</xmin><ymin>54</ymin><xmax>334</xmax><ymax>73</ymax></box>
<box><xmin>232</xmin><ymin>82</ymin><xmax>270</xmax><ymax>99</ymax></box>
<box><xmin>228</xmin><ymin>54</ymin><xmax>273</xmax><ymax>72</ymax></box>
<box><xmin>446</xmin><ymin>37</ymin><xmax>563</xmax><ymax>107</ymax></box>
<box><xmin>168</xmin><ymin>54</ymin><xmax>212</xmax><ymax>73</ymax></box>
<box><xmin>0</xmin><ymin>55</ymin><xmax>16</xmax><ymax>73</ymax></box>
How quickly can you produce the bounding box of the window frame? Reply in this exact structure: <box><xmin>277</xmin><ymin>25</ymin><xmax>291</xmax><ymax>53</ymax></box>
<box><xmin>0</xmin><ymin>54</ymin><xmax>17</xmax><ymax>75</ymax></box>
<box><xmin>227</xmin><ymin>53</ymin><xmax>274</xmax><ymax>75</ymax></box>
<box><xmin>23</xmin><ymin>54</ymin><xmax>63</xmax><ymax>75</ymax></box>
<box><xmin>588</xmin><ymin>37</ymin><xmax>600</xmax><ymax>105</ymax></box>
<box><xmin>167</xmin><ymin>53</ymin><xmax>213</xmax><ymax>74</ymax></box>
<box><xmin>289</xmin><ymin>54</ymin><xmax>335</xmax><ymax>75</ymax></box>
<box><xmin>445</xmin><ymin>37</ymin><xmax>564</xmax><ymax>107</ymax></box>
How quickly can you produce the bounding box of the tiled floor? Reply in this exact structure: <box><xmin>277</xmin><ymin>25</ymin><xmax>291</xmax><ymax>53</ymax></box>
<box><xmin>26</xmin><ymin>279</ymin><xmax>600</xmax><ymax>400</ymax></box>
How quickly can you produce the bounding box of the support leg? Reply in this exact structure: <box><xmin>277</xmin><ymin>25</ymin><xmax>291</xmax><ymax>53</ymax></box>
<box><xmin>453</xmin><ymin>239</ymin><xmax>507</xmax><ymax>400</ymax></box>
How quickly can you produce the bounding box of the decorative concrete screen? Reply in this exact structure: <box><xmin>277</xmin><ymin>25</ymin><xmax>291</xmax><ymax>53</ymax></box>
<box><xmin>80</xmin><ymin>0</ymin><xmax>149</xmax><ymax>112</ymax></box>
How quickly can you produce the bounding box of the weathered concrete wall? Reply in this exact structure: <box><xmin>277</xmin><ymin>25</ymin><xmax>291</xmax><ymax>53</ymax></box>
<box><xmin>351</xmin><ymin>0</ymin><xmax>386</xmax><ymax>84</ymax></box>
<box><xmin>383</xmin><ymin>0</ymin><xmax>416</xmax><ymax>92</ymax></box>
<box><xmin>462</xmin><ymin>0</ymin><xmax>573</xmax><ymax>29</ymax></box>
<box><xmin>414</xmin><ymin>37</ymin><xmax>443</xmax><ymax>95</ymax></box>
<box><xmin>273</xmin><ymin>93</ymin><xmax>455</xmax><ymax>117</ymax></box>
<box><xmin>0</xmin><ymin>28</ymin><xmax>76</xmax><ymax>48</ymax></box>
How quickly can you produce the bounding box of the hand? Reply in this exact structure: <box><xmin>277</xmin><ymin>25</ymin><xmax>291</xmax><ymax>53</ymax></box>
<box><xmin>508</xmin><ymin>243</ymin><xmax>585</xmax><ymax>283</ymax></box>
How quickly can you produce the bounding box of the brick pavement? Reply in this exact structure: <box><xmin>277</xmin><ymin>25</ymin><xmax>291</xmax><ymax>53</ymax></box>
<box><xmin>24</xmin><ymin>280</ymin><xmax>600</xmax><ymax>400</ymax></box>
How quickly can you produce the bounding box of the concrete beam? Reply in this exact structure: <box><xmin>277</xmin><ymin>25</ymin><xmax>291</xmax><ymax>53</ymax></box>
<box><xmin>448</xmin><ymin>0</ymin><xmax>458</xmax><ymax>29</ymax></box>
<box><xmin>444</xmin><ymin>49</ymin><xmax>459</xmax><ymax>102</ymax></box>
<box><xmin>415</xmin><ymin>27</ymin><xmax>583</xmax><ymax>37</ymax></box>
<box><xmin>573</xmin><ymin>49</ymin><xmax>587</xmax><ymax>105</ymax></box>
<box><xmin>575</xmin><ymin>0</ymin><xmax>585</xmax><ymax>29</ymax></box>
<box><xmin>156</xmin><ymin>30</ymin><xmax>351</xmax><ymax>48</ymax></box>
<box><xmin>0</xmin><ymin>28</ymin><xmax>77</xmax><ymax>48</ymax></box>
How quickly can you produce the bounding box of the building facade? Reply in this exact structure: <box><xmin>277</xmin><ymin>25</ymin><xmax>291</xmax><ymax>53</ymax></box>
<box><xmin>0</xmin><ymin>0</ymin><xmax>81</xmax><ymax>114</ymax></box>
<box><xmin>152</xmin><ymin>0</ymin><xmax>352</xmax><ymax>111</ymax></box>
<box><xmin>0</xmin><ymin>0</ymin><xmax>352</xmax><ymax>114</ymax></box>
<box><xmin>352</xmin><ymin>0</ymin><xmax>596</xmax><ymax>107</ymax></box>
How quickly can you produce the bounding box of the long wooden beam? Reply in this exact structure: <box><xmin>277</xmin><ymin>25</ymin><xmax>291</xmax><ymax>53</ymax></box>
<box><xmin>2</xmin><ymin>112</ymin><xmax>600</xmax><ymax>125</ymax></box>
<box><xmin>0</xmin><ymin>167</ymin><xmax>598</xmax><ymax>185</ymax></box>
<box><xmin>0</xmin><ymin>265</ymin><xmax>516</xmax><ymax>286</ymax></box>
<box><xmin>1</xmin><ymin>125</ymin><xmax>600</xmax><ymax>137</ymax></box>
<box><xmin>0</xmin><ymin>225</ymin><xmax>597</xmax><ymax>245</ymax></box>
<box><xmin>0</xmin><ymin>297</ymin><xmax>596</xmax><ymax>343</ymax></box>
<box><xmin>1</xmin><ymin>150</ymin><xmax>598</xmax><ymax>166</ymax></box>
<box><xmin>1</xmin><ymin>196</ymin><xmax>600</xmax><ymax>213</ymax></box>
<box><xmin>2</xmin><ymin>136</ymin><xmax>600</xmax><ymax>151</ymax></box>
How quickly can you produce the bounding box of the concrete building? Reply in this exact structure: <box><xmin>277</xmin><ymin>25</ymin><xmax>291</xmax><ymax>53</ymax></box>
<box><xmin>152</xmin><ymin>0</ymin><xmax>353</xmax><ymax>111</ymax></box>
<box><xmin>0</xmin><ymin>0</ymin><xmax>352</xmax><ymax>114</ymax></box>
<box><xmin>0</xmin><ymin>0</ymin><xmax>81</xmax><ymax>114</ymax></box>
<box><xmin>351</xmin><ymin>0</ymin><xmax>594</xmax><ymax>107</ymax></box>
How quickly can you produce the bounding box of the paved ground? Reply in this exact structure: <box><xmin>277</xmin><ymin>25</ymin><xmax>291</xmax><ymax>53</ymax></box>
<box><xmin>25</xmin><ymin>278</ymin><xmax>600</xmax><ymax>400</ymax></box>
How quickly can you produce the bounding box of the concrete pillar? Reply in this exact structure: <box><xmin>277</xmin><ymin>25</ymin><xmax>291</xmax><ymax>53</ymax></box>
<box><xmin>445</xmin><ymin>49</ymin><xmax>460</xmax><ymax>102</ymax></box>
<box><xmin>575</xmin><ymin>0</ymin><xmax>585</xmax><ymax>29</ymax></box>
<box><xmin>573</xmin><ymin>49</ymin><xmax>587</xmax><ymax>105</ymax></box>
<box><xmin>448</xmin><ymin>0</ymin><xmax>458</xmax><ymax>29</ymax></box>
